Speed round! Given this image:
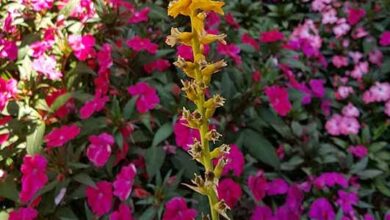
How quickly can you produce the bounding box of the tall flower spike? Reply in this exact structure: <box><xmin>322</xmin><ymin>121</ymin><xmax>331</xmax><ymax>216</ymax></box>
<box><xmin>167</xmin><ymin>1</ymin><xmax>229</xmax><ymax>219</ymax></box>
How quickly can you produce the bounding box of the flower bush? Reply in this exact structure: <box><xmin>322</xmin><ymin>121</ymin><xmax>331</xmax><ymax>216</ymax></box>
<box><xmin>0</xmin><ymin>0</ymin><xmax>390</xmax><ymax>219</ymax></box>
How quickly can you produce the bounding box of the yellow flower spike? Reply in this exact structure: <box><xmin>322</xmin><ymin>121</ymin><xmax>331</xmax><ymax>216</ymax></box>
<box><xmin>190</xmin><ymin>0</ymin><xmax>225</xmax><ymax>15</ymax></box>
<box><xmin>214</xmin><ymin>157</ymin><xmax>228</xmax><ymax>179</ymax></box>
<box><xmin>168</xmin><ymin>0</ymin><xmax>192</xmax><ymax>17</ymax></box>
<box><xmin>174</xmin><ymin>57</ymin><xmax>196</xmax><ymax>78</ymax></box>
<box><xmin>200</xmin><ymin>33</ymin><xmax>227</xmax><ymax>45</ymax></box>
<box><xmin>191</xmin><ymin>12</ymin><xmax>207</xmax><ymax>36</ymax></box>
<box><xmin>166</xmin><ymin>28</ymin><xmax>194</xmax><ymax>47</ymax></box>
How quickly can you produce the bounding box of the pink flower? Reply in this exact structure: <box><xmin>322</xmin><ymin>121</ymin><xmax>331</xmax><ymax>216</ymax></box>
<box><xmin>348</xmin><ymin>8</ymin><xmax>366</xmax><ymax>25</ymax></box>
<box><xmin>242</xmin><ymin>33</ymin><xmax>259</xmax><ymax>50</ymax></box>
<box><xmin>325</xmin><ymin>114</ymin><xmax>343</xmax><ymax>136</ymax></box>
<box><xmin>379</xmin><ymin>31</ymin><xmax>390</xmax><ymax>46</ymax></box>
<box><xmin>86</xmin><ymin>133</ymin><xmax>114</xmax><ymax>167</ymax></box>
<box><xmin>225</xmin><ymin>13</ymin><xmax>239</xmax><ymax>29</ymax></box>
<box><xmin>144</xmin><ymin>59</ymin><xmax>171</xmax><ymax>74</ymax></box>
<box><xmin>309</xmin><ymin>198</ymin><xmax>335</xmax><ymax>220</ymax></box>
<box><xmin>350</xmin><ymin>62</ymin><xmax>369</xmax><ymax>79</ymax></box>
<box><xmin>20</xmin><ymin>154</ymin><xmax>48</xmax><ymax>203</ymax></box>
<box><xmin>332</xmin><ymin>55</ymin><xmax>349</xmax><ymax>68</ymax></box>
<box><xmin>333</xmin><ymin>18</ymin><xmax>350</xmax><ymax>38</ymax></box>
<box><xmin>129</xmin><ymin>7</ymin><xmax>150</xmax><ymax>24</ymax></box>
<box><xmin>162</xmin><ymin>197</ymin><xmax>197</xmax><ymax>220</ymax></box>
<box><xmin>286</xmin><ymin>186</ymin><xmax>304</xmax><ymax>210</ymax></box>
<box><xmin>44</xmin><ymin>124</ymin><xmax>80</xmax><ymax>148</ymax></box>
<box><xmin>97</xmin><ymin>43</ymin><xmax>113</xmax><ymax>74</ymax></box>
<box><xmin>68</xmin><ymin>34</ymin><xmax>96</xmax><ymax>61</ymax></box>
<box><xmin>314</xmin><ymin>172</ymin><xmax>348</xmax><ymax>189</ymax></box>
<box><xmin>177</xmin><ymin>45</ymin><xmax>194</xmax><ymax>60</ymax></box>
<box><xmin>206</xmin><ymin>12</ymin><xmax>221</xmax><ymax>29</ymax></box>
<box><xmin>250</xmin><ymin>206</ymin><xmax>273</xmax><ymax>220</ymax></box>
<box><xmin>309</xmin><ymin>79</ymin><xmax>325</xmax><ymax>98</ymax></box>
<box><xmin>369</xmin><ymin>50</ymin><xmax>383</xmax><ymax>66</ymax></box>
<box><xmin>86</xmin><ymin>181</ymin><xmax>113</xmax><ymax>216</ymax></box>
<box><xmin>248</xmin><ymin>171</ymin><xmax>268</xmax><ymax>202</ymax></box>
<box><xmin>348</xmin><ymin>145</ymin><xmax>368</xmax><ymax>159</ymax></box>
<box><xmin>222</xmin><ymin>144</ymin><xmax>245</xmax><ymax>176</ymax></box>
<box><xmin>0</xmin><ymin>78</ymin><xmax>17</xmax><ymax>111</ymax></box>
<box><xmin>128</xmin><ymin>82</ymin><xmax>160</xmax><ymax>113</ymax></box>
<box><xmin>260</xmin><ymin>30</ymin><xmax>284</xmax><ymax>43</ymax></box>
<box><xmin>113</xmin><ymin>164</ymin><xmax>137</xmax><ymax>201</ymax></box>
<box><xmin>30</xmin><ymin>0</ymin><xmax>54</xmax><ymax>11</ymax></box>
<box><xmin>9</xmin><ymin>207</ymin><xmax>38</xmax><ymax>220</ymax></box>
<box><xmin>32</xmin><ymin>55</ymin><xmax>62</xmax><ymax>80</ymax></box>
<box><xmin>336</xmin><ymin>86</ymin><xmax>354</xmax><ymax>100</ymax></box>
<box><xmin>30</xmin><ymin>41</ymin><xmax>52</xmax><ymax>58</ymax></box>
<box><xmin>217</xmin><ymin>178</ymin><xmax>242</xmax><ymax>208</ymax></box>
<box><xmin>174</xmin><ymin>117</ymin><xmax>200</xmax><ymax>151</ymax></box>
<box><xmin>336</xmin><ymin>190</ymin><xmax>358</xmax><ymax>213</ymax></box>
<box><xmin>364</xmin><ymin>214</ymin><xmax>375</xmax><ymax>220</ymax></box>
<box><xmin>340</xmin><ymin>116</ymin><xmax>360</xmax><ymax>135</ymax></box>
<box><xmin>267</xmin><ymin>178</ymin><xmax>289</xmax><ymax>196</ymax></box>
<box><xmin>110</xmin><ymin>204</ymin><xmax>134</xmax><ymax>220</ymax></box>
<box><xmin>217</xmin><ymin>43</ymin><xmax>241</xmax><ymax>65</ymax></box>
<box><xmin>321</xmin><ymin>8</ymin><xmax>337</xmax><ymax>24</ymax></box>
<box><xmin>342</xmin><ymin>103</ymin><xmax>359</xmax><ymax>117</ymax></box>
<box><xmin>0</xmin><ymin>39</ymin><xmax>18</xmax><ymax>61</ymax></box>
<box><xmin>80</xmin><ymin>96</ymin><xmax>109</xmax><ymax>119</ymax></box>
<box><xmin>127</xmin><ymin>36</ymin><xmax>158</xmax><ymax>54</ymax></box>
<box><xmin>265</xmin><ymin>86</ymin><xmax>292</xmax><ymax>117</ymax></box>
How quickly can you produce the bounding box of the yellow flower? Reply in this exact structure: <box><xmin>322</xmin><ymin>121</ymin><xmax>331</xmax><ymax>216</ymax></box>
<box><xmin>168</xmin><ymin>0</ymin><xmax>225</xmax><ymax>18</ymax></box>
<box><xmin>190</xmin><ymin>0</ymin><xmax>225</xmax><ymax>15</ymax></box>
<box><xmin>168</xmin><ymin>0</ymin><xmax>192</xmax><ymax>18</ymax></box>
<box><xmin>166</xmin><ymin>28</ymin><xmax>194</xmax><ymax>47</ymax></box>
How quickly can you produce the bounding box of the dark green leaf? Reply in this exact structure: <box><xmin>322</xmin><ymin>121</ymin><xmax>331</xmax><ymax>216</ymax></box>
<box><xmin>145</xmin><ymin>146</ymin><xmax>166</xmax><ymax>178</ymax></box>
<box><xmin>151</xmin><ymin>123</ymin><xmax>172</xmax><ymax>147</ymax></box>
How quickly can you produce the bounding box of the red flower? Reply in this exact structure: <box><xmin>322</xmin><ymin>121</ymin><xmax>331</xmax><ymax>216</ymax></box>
<box><xmin>225</xmin><ymin>12</ymin><xmax>240</xmax><ymax>29</ymax></box>
<box><xmin>221</xmin><ymin>144</ymin><xmax>245</xmax><ymax>177</ymax></box>
<box><xmin>162</xmin><ymin>197</ymin><xmax>197</xmax><ymax>220</ymax></box>
<box><xmin>379</xmin><ymin>31</ymin><xmax>390</xmax><ymax>46</ymax></box>
<box><xmin>348</xmin><ymin>8</ymin><xmax>366</xmax><ymax>25</ymax></box>
<box><xmin>217</xmin><ymin>178</ymin><xmax>242</xmax><ymax>208</ymax></box>
<box><xmin>217</xmin><ymin>43</ymin><xmax>241</xmax><ymax>65</ymax></box>
<box><xmin>248</xmin><ymin>171</ymin><xmax>268</xmax><ymax>202</ymax></box>
<box><xmin>242</xmin><ymin>33</ymin><xmax>259</xmax><ymax>50</ymax></box>
<box><xmin>264</xmin><ymin>85</ymin><xmax>292</xmax><ymax>116</ymax></box>
<box><xmin>127</xmin><ymin>36</ymin><xmax>158</xmax><ymax>54</ymax></box>
<box><xmin>9</xmin><ymin>207</ymin><xmax>38</xmax><ymax>220</ymax></box>
<box><xmin>260</xmin><ymin>30</ymin><xmax>284</xmax><ymax>43</ymax></box>
<box><xmin>86</xmin><ymin>181</ymin><xmax>113</xmax><ymax>216</ymax></box>
<box><xmin>110</xmin><ymin>204</ymin><xmax>134</xmax><ymax>220</ymax></box>
<box><xmin>44</xmin><ymin>124</ymin><xmax>80</xmax><ymax>148</ymax></box>
<box><xmin>86</xmin><ymin>133</ymin><xmax>114</xmax><ymax>167</ymax></box>
<box><xmin>113</xmin><ymin>164</ymin><xmax>137</xmax><ymax>201</ymax></box>
<box><xmin>79</xmin><ymin>96</ymin><xmax>109</xmax><ymax>119</ymax></box>
<box><xmin>173</xmin><ymin>117</ymin><xmax>200</xmax><ymax>151</ymax></box>
<box><xmin>129</xmin><ymin>7</ymin><xmax>150</xmax><ymax>24</ymax></box>
<box><xmin>128</xmin><ymin>82</ymin><xmax>160</xmax><ymax>113</ymax></box>
<box><xmin>68</xmin><ymin>34</ymin><xmax>96</xmax><ymax>61</ymax></box>
<box><xmin>143</xmin><ymin>59</ymin><xmax>171</xmax><ymax>74</ymax></box>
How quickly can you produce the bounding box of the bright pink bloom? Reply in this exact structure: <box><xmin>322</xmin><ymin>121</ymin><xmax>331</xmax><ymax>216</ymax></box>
<box><xmin>30</xmin><ymin>0</ymin><xmax>54</xmax><ymax>11</ymax></box>
<box><xmin>127</xmin><ymin>36</ymin><xmax>158</xmax><ymax>54</ymax></box>
<box><xmin>267</xmin><ymin>178</ymin><xmax>289</xmax><ymax>196</ymax></box>
<box><xmin>265</xmin><ymin>86</ymin><xmax>292</xmax><ymax>117</ymax></box>
<box><xmin>177</xmin><ymin>45</ymin><xmax>194</xmax><ymax>60</ymax></box>
<box><xmin>59</xmin><ymin>0</ymin><xmax>96</xmax><ymax>22</ymax></box>
<box><xmin>80</xmin><ymin>96</ymin><xmax>109</xmax><ymax>119</ymax></box>
<box><xmin>369</xmin><ymin>49</ymin><xmax>383</xmax><ymax>66</ymax></box>
<box><xmin>332</xmin><ymin>55</ymin><xmax>349</xmax><ymax>68</ymax></box>
<box><xmin>206</xmin><ymin>12</ymin><xmax>221</xmax><ymax>28</ymax></box>
<box><xmin>0</xmin><ymin>39</ymin><xmax>18</xmax><ymax>61</ymax></box>
<box><xmin>0</xmin><ymin>133</ymin><xmax>9</xmax><ymax>145</ymax></box>
<box><xmin>336</xmin><ymin>86</ymin><xmax>354</xmax><ymax>100</ymax></box>
<box><xmin>325</xmin><ymin>114</ymin><xmax>343</xmax><ymax>136</ymax></box>
<box><xmin>286</xmin><ymin>186</ymin><xmax>304</xmax><ymax>210</ymax></box>
<box><xmin>128</xmin><ymin>82</ymin><xmax>160</xmax><ymax>113</ymax></box>
<box><xmin>321</xmin><ymin>8</ymin><xmax>337</xmax><ymax>24</ymax></box>
<box><xmin>309</xmin><ymin>79</ymin><xmax>325</xmax><ymax>98</ymax></box>
<box><xmin>162</xmin><ymin>197</ymin><xmax>197</xmax><ymax>220</ymax></box>
<box><xmin>364</xmin><ymin>214</ymin><xmax>375</xmax><ymax>220</ymax></box>
<box><xmin>348</xmin><ymin>145</ymin><xmax>368</xmax><ymax>158</ymax></box>
<box><xmin>242</xmin><ymin>33</ymin><xmax>259</xmax><ymax>50</ymax></box>
<box><xmin>274</xmin><ymin>205</ymin><xmax>300</xmax><ymax>220</ymax></box>
<box><xmin>174</xmin><ymin>117</ymin><xmax>200</xmax><ymax>151</ymax></box>
<box><xmin>314</xmin><ymin>172</ymin><xmax>348</xmax><ymax>189</ymax></box>
<box><xmin>30</xmin><ymin>41</ymin><xmax>52</xmax><ymax>58</ymax></box>
<box><xmin>86</xmin><ymin>181</ymin><xmax>113</xmax><ymax>216</ymax></box>
<box><xmin>144</xmin><ymin>59</ymin><xmax>171</xmax><ymax>74</ymax></box>
<box><xmin>336</xmin><ymin>190</ymin><xmax>358</xmax><ymax>213</ymax></box>
<box><xmin>309</xmin><ymin>198</ymin><xmax>335</xmax><ymax>220</ymax></box>
<box><xmin>250</xmin><ymin>206</ymin><xmax>273</xmax><ymax>220</ymax></box>
<box><xmin>129</xmin><ymin>7</ymin><xmax>150</xmax><ymax>24</ymax></box>
<box><xmin>379</xmin><ymin>31</ymin><xmax>390</xmax><ymax>46</ymax></box>
<box><xmin>113</xmin><ymin>164</ymin><xmax>137</xmax><ymax>201</ymax></box>
<box><xmin>364</xmin><ymin>82</ymin><xmax>390</xmax><ymax>103</ymax></box>
<box><xmin>110</xmin><ymin>204</ymin><xmax>134</xmax><ymax>220</ymax></box>
<box><xmin>348</xmin><ymin>8</ymin><xmax>366</xmax><ymax>25</ymax></box>
<box><xmin>0</xmin><ymin>78</ymin><xmax>17</xmax><ymax>111</ymax></box>
<box><xmin>32</xmin><ymin>55</ymin><xmax>62</xmax><ymax>80</ymax></box>
<box><xmin>68</xmin><ymin>35</ymin><xmax>96</xmax><ymax>61</ymax></box>
<box><xmin>350</xmin><ymin>62</ymin><xmax>369</xmax><ymax>79</ymax></box>
<box><xmin>9</xmin><ymin>207</ymin><xmax>38</xmax><ymax>220</ymax></box>
<box><xmin>217</xmin><ymin>43</ymin><xmax>241</xmax><ymax>65</ymax></box>
<box><xmin>217</xmin><ymin>178</ymin><xmax>242</xmax><ymax>208</ymax></box>
<box><xmin>44</xmin><ymin>124</ymin><xmax>80</xmax><ymax>148</ymax></box>
<box><xmin>248</xmin><ymin>171</ymin><xmax>268</xmax><ymax>201</ymax></box>
<box><xmin>225</xmin><ymin>13</ymin><xmax>239</xmax><ymax>29</ymax></box>
<box><xmin>340</xmin><ymin>116</ymin><xmax>360</xmax><ymax>135</ymax></box>
<box><xmin>20</xmin><ymin>154</ymin><xmax>48</xmax><ymax>203</ymax></box>
<box><xmin>97</xmin><ymin>43</ymin><xmax>113</xmax><ymax>73</ymax></box>
<box><xmin>222</xmin><ymin>144</ymin><xmax>245</xmax><ymax>176</ymax></box>
<box><xmin>86</xmin><ymin>133</ymin><xmax>114</xmax><ymax>167</ymax></box>
<box><xmin>342</xmin><ymin>103</ymin><xmax>359</xmax><ymax>117</ymax></box>
<box><xmin>333</xmin><ymin>18</ymin><xmax>351</xmax><ymax>38</ymax></box>
<box><xmin>260</xmin><ymin>30</ymin><xmax>284</xmax><ymax>43</ymax></box>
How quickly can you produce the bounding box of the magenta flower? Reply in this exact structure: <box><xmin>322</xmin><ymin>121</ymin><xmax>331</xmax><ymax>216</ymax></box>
<box><xmin>30</xmin><ymin>41</ymin><xmax>52</xmax><ymax>58</ymax></box>
<box><xmin>309</xmin><ymin>79</ymin><xmax>325</xmax><ymax>98</ymax></box>
<box><xmin>127</xmin><ymin>36</ymin><xmax>158</xmax><ymax>54</ymax></box>
<box><xmin>68</xmin><ymin>34</ymin><xmax>96</xmax><ymax>61</ymax></box>
<box><xmin>113</xmin><ymin>164</ymin><xmax>137</xmax><ymax>201</ymax></box>
<box><xmin>336</xmin><ymin>86</ymin><xmax>354</xmax><ymax>100</ymax></box>
<box><xmin>0</xmin><ymin>39</ymin><xmax>18</xmax><ymax>61</ymax></box>
<box><xmin>162</xmin><ymin>197</ymin><xmax>197</xmax><ymax>220</ymax></box>
<box><xmin>348</xmin><ymin>145</ymin><xmax>368</xmax><ymax>159</ymax></box>
<box><xmin>128</xmin><ymin>82</ymin><xmax>160</xmax><ymax>113</ymax></box>
<box><xmin>248</xmin><ymin>170</ymin><xmax>268</xmax><ymax>201</ymax></box>
<box><xmin>274</xmin><ymin>205</ymin><xmax>300</xmax><ymax>220</ymax></box>
<box><xmin>217</xmin><ymin>43</ymin><xmax>242</xmax><ymax>65</ymax></box>
<box><xmin>80</xmin><ymin>96</ymin><xmax>109</xmax><ymax>119</ymax></box>
<box><xmin>265</xmin><ymin>85</ymin><xmax>292</xmax><ymax>117</ymax></box>
<box><xmin>176</xmin><ymin>45</ymin><xmax>194</xmax><ymax>60</ymax></box>
<box><xmin>30</xmin><ymin>0</ymin><xmax>54</xmax><ymax>11</ymax></box>
<box><xmin>336</xmin><ymin>190</ymin><xmax>358</xmax><ymax>213</ymax></box>
<box><xmin>379</xmin><ymin>31</ymin><xmax>390</xmax><ymax>46</ymax></box>
<box><xmin>86</xmin><ymin>133</ymin><xmax>114</xmax><ymax>167</ymax></box>
<box><xmin>225</xmin><ymin>13</ymin><xmax>240</xmax><ymax>29</ymax></box>
<box><xmin>217</xmin><ymin>178</ymin><xmax>242</xmax><ymax>208</ymax></box>
<box><xmin>97</xmin><ymin>43</ymin><xmax>113</xmax><ymax>74</ymax></box>
<box><xmin>250</xmin><ymin>206</ymin><xmax>273</xmax><ymax>220</ymax></box>
<box><xmin>314</xmin><ymin>172</ymin><xmax>348</xmax><ymax>189</ymax></box>
<box><xmin>309</xmin><ymin>198</ymin><xmax>335</xmax><ymax>220</ymax></box>
<box><xmin>260</xmin><ymin>30</ymin><xmax>284</xmax><ymax>43</ymax></box>
<box><xmin>267</xmin><ymin>178</ymin><xmax>289</xmax><ymax>196</ymax></box>
<box><xmin>144</xmin><ymin>59</ymin><xmax>171</xmax><ymax>74</ymax></box>
<box><xmin>32</xmin><ymin>55</ymin><xmax>62</xmax><ymax>80</ymax></box>
<box><xmin>9</xmin><ymin>207</ymin><xmax>38</xmax><ymax>220</ymax></box>
<box><xmin>332</xmin><ymin>55</ymin><xmax>349</xmax><ymax>68</ymax></box>
<box><xmin>110</xmin><ymin>204</ymin><xmax>134</xmax><ymax>220</ymax></box>
<box><xmin>174</xmin><ymin>117</ymin><xmax>200</xmax><ymax>151</ymax></box>
<box><xmin>19</xmin><ymin>154</ymin><xmax>48</xmax><ymax>203</ymax></box>
<box><xmin>342</xmin><ymin>103</ymin><xmax>360</xmax><ymax>118</ymax></box>
<box><xmin>222</xmin><ymin>144</ymin><xmax>245</xmax><ymax>177</ymax></box>
<box><xmin>129</xmin><ymin>7</ymin><xmax>150</xmax><ymax>24</ymax></box>
<box><xmin>44</xmin><ymin>124</ymin><xmax>80</xmax><ymax>148</ymax></box>
<box><xmin>285</xmin><ymin>186</ymin><xmax>304</xmax><ymax>210</ymax></box>
<box><xmin>86</xmin><ymin>181</ymin><xmax>113</xmax><ymax>217</ymax></box>
<box><xmin>348</xmin><ymin>8</ymin><xmax>366</xmax><ymax>25</ymax></box>
<box><xmin>242</xmin><ymin>33</ymin><xmax>259</xmax><ymax>50</ymax></box>
<box><xmin>0</xmin><ymin>78</ymin><xmax>17</xmax><ymax>111</ymax></box>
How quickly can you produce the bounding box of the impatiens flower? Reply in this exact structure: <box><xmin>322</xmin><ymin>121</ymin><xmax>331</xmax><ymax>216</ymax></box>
<box><xmin>332</xmin><ymin>55</ymin><xmax>349</xmax><ymax>68</ymax></box>
<box><xmin>250</xmin><ymin>206</ymin><xmax>273</xmax><ymax>220</ymax></box>
<box><xmin>342</xmin><ymin>103</ymin><xmax>359</xmax><ymax>117</ymax></box>
<box><xmin>336</xmin><ymin>190</ymin><xmax>358</xmax><ymax>213</ymax></box>
<box><xmin>348</xmin><ymin>145</ymin><xmax>368</xmax><ymax>159</ymax></box>
<box><xmin>350</xmin><ymin>62</ymin><xmax>369</xmax><ymax>79</ymax></box>
<box><xmin>340</xmin><ymin>116</ymin><xmax>360</xmax><ymax>135</ymax></box>
<box><xmin>113</xmin><ymin>164</ymin><xmax>137</xmax><ymax>201</ymax></box>
<box><xmin>30</xmin><ymin>41</ymin><xmax>52</xmax><ymax>58</ymax></box>
<box><xmin>0</xmin><ymin>78</ymin><xmax>17</xmax><ymax>111</ymax></box>
<box><xmin>267</xmin><ymin>178</ymin><xmax>289</xmax><ymax>196</ymax></box>
<box><xmin>274</xmin><ymin>205</ymin><xmax>300</xmax><ymax>220</ymax></box>
<box><xmin>265</xmin><ymin>85</ymin><xmax>292</xmax><ymax>117</ymax></box>
<box><xmin>309</xmin><ymin>198</ymin><xmax>335</xmax><ymax>220</ymax></box>
<box><xmin>333</xmin><ymin>18</ymin><xmax>351</xmax><ymax>38</ymax></box>
<box><xmin>348</xmin><ymin>8</ymin><xmax>366</xmax><ymax>25</ymax></box>
<box><xmin>97</xmin><ymin>43</ymin><xmax>113</xmax><ymax>74</ymax></box>
<box><xmin>242</xmin><ymin>33</ymin><xmax>259</xmax><ymax>50</ymax></box>
<box><xmin>129</xmin><ymin>7</ymin><xmax>150</xmax><ymax>24</ymax></box>
<box><xmin>260</xmin><ymin>30</ymin><xmax>284</xmax><ymax>43</ymax></box>
<box><xmin>32</xmin><ymin>55</ymin><xmax>62</xmax><ymax>80</ymax></box>
<box><xmin>110</xmin><ymin>204</ymin><xmax>134</xmax><ymax>220</ymax></box>
<box><xmin>321</xmin><ymin>8</ymin><xmax>337</xmax><ymax>24</ymax></box>
<box><xmin>80</xmin><ymin>96</ymin><xmax>109</xmax><ymax>119</ymax></box>
<box><xmin>309</xmin><ymin>79</ymin><xmax>325</xmax><ymax>98</ymax></box>
<box><xmin>225</xmin><ymin>13</ymin><xmax>239</xmax><ymax>29</ymax></box>
<box><xmin>217</xmin><ymin>178</ymin><xmax>242</xmax><ymax>208</ymax></box>
<box><xmin>248</xmin><ymin>170</ymin><xmax>268</xmax><ymax>201</ymax></box>
<box><xmin>177</xmin><ymin>45</ymin><xmax>194</xmax><ymax>60</ymax></box>
<box><xmin>174</xmin><ymin>117</ymin><xmax>200</xmax><ymax>151</ymax></box>
<box><xmin>336</xmin><ymin>86</ymin><xmax>354</xmax><ymax>100</ymax></box>
<box><xmin>9</xmin><ymin>207</ymin><xmax>38</xmax><ymax>220</ymax></box>
<box><xmin>162</xmin><ymin>197</ymin><xmax>197</xmax><ymax>220</ymax></box>
<box><xmin>86</xmin><ymin>133</ymin><xmax>114</xmax><ymax>167</ymax></box>
<box><xmin>363</xmin><ymin>82</ymin><xmax>390</xmax><ymax>103</ymax></box>
<box><xmin>128</xmin><ymin>82</ymin><xmax>160</xmax><ymax>113</ymax></box>
<box><xmin>325</xmin><ymin>114</ymin><xmax>343</xmax><ymax>136</ymax></box>
<box><xmin>0</xmin><ymin>39</ymin><xmax>18</xmax><ymax>61</ymax></box>
<box><xmin>20</xmin><ymin>154</ymin><xmax>48</xmax><ymax>203</ymax></box>
<box><xmin>127</xmin><ymin>36</ymin><xmax>158</xmax><ymax>54</ymax></box>
<box><xmin>314</xmin><ymin>172</ymin><xmax>348</xmax><ymax>189</ymax></box>
<box><xmin>44</xmin><ymin>124</ymin><xmax>80</xmax><ymax>148</ymax></box>
<box><xmin>144</xmin><ymin>59</ymin><xmax>171</xmax><ymax>74</ymax></box>
<box><xmin>221</xmin><ymin>144</ymin><xmax>245</xmax><ymax>176</ymax></box>
<box><xmin>379</xmin><ymin>31</ymin><xmax>390</xmax><ymax>46</ymax></box>
<box><xmin>369</xmin><ymin>49</ymin><xmax>383</xmax><ymax>66</ymax></box>
<box><xmin>68</xmin><ymin>34</ymin><xmax>96</xmax><ymax>61</ymax></box>
<box><xmin>86</xmin><ymin>181</ymin><xmax>113</xmax><ymax>216</ymax></box>
<box><xmin>217</xmin><ymin>43</ymin><xmax>241</xmax><ymax>65</ymax></box>
<box><xmin>30</xmin><ymin>0</ymin><xmax>54</xmax><ymax>11</ymax></box>
<box><xmin>285</xmin><ymin>186</ymin><xmax>304</xmax><ymax>210</ymax></box>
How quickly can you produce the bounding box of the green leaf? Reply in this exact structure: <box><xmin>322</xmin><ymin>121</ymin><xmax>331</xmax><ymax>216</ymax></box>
<box><xmin>358</xmin><ymin>169</ymin><xmax>383</xmax><ymax>180</ymax></box>
<box><xmin>241</xmin><ymin>129</ymin><xmax>280</xmax><ymax>168</ymax></box>
<box><xmin>0</xmin><ymin>175</ymin><xmax>19</xmax><ymax>201</ymax></box>
<box><xmin>73</xmin><ymin>173</ymin><xmax>95</xmax><ymax>187</ymax></box>
<box><xmin>138</xmin><ymin>207</ymin><xmax>158</xmax><ymax>220</ymax></box>
<box><xmin>123</xmin><ymin>97</ymin><xmax>137</xmax><ymax>120</ymax></box>
<box><xmin>50</xmin><ymin>93</ymin><xmax>72</xmax><ymax>113</ymax></box>
<box><xmin>145</xmin><ymin>146</ymin><xmax>166</xmax><ymax>178</ymax></box>
<box><xmin>171</xmin><ymin>150</ymin><xmax>199</xmax><ymax>179</ymax></box>
<box><xmin>26</xmin><ymin>122</ymin><xmax>45</xmax><ymax>154</ymax></box>
<box><xmin>375</xmin><ymin>178</ymin><xmax>390</xmax><ymax>197</ymax></box>
<box><xmin>151</xmin><ymin>123</ymin><xmax>172</xmax><ymax>147</ymax></box>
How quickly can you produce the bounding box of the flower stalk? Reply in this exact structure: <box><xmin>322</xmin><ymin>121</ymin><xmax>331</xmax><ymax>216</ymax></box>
<box><xmin>166</xmin><ymin>0</ymin><xmax>230</xmax><ymax>219</ymax></box>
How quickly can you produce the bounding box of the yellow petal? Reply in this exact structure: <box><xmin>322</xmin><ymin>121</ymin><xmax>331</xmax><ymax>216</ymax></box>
<box><xmin>168</xmin><ymin>0</ymin><xmax>192</xmax><ymax>17</ymax></box>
